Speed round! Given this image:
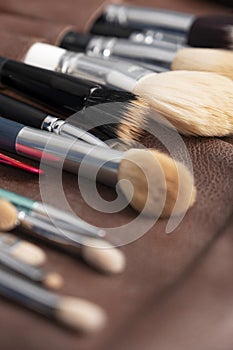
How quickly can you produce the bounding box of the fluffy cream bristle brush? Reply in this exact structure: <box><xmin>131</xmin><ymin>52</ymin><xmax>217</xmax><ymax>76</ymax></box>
<box><xmin>0</xmin><ymin>118</ymin><xmax>196</xmax><ymax>217</ymax></box>
<box><xmin>24</xmin><ymin>43</ymin><xmax>233</xmax><ymax>137</ymax></box>
<box><xmin>0</xmin><ymin>199</ymin><xmax>126</xmax><ymax>274</ymax></box>
<box><xmin>0</xmin><ymin>232</ymin><xmax>46</xmax><ymax>266</ymax></box>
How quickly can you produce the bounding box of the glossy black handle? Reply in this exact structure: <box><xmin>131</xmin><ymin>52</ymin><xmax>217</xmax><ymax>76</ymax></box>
<box><xmin>0</xmin><ymin>93</ymin><xmax>47</xmax><ymax>128</ymax></box>
<box><xmin>0</xmin><ymin>57</ymin><xmax>101</xmax><ymax>114</ymax></box>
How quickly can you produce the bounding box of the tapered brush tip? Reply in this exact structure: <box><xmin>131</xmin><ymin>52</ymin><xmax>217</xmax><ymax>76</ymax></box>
<box><xmin>12</xmin><ymin>241</ymin><xmax>47</xmax><ymax>266</ymax></box>
<box><xmin>56</xmin><ymin>296</ymin><xmax>107</xmax><ymax>332</ymax></box>
<box><xmin>82</xmin><ymin>239</ymin><xmax>126</xmax><ymax>274</ymax></box>
<box><xmin>43</xmin><ymin>272</ymin><xmax>64</xmax><ymax>290</ymax></box>
<box><xmin>0</xmin><ymin>199</ymin><xmax>18</xmax><ymax>231</ymax></box>
<box><xmin>118</xmin><ymin>149</ymin><xmax>196</xmax><ymax>217</ymax></box>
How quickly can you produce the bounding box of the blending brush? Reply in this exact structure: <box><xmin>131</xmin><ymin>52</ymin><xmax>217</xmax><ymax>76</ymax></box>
<box><xmin>0</xmin><ymin>117</ymin><xmax>196</xmax><ymax>218</ymax></box>
<box><xmin>24</xmin><ymin>43</ymin><xmax>233</xmax><ymax>137</ymax></box>
<box><xmin>0</xmin><ymin>232</ymin><xmax>46</xmax><ymax>266</ymax></box>
<box><xmin>59</xmin><ymin>32</ymin><xmax>233</xmax><ymax>79</ymax></box>
<box><xmin>91</xmin><ymin>4</ymin><xmax>233</xmax><ymax>49</ymax></box>
<box><xmin>0</xmin><ymin>151</ymin><xmax>44</xmax><ymax>174</ymax></box>
<box><xmin>0</xmin><ymin>93</ymin><xmax>107</xmax><ymax>148</ymax></box>
<box><xmin>0</xmin><ymin>267</ymin><xmax>106</xmax><ymax>332</ymax></box>
<box><xmin>0</xmin><ymin>57</ymin><xmax>150</xmax><ymax>145</ymax></box>
<box><xmin>0</xmin><ymin>249</ymin><xmax>63</xmax><ymax>290</ymax></box>
<box><xmin>0</xmin><ymin>199</ymin><xmax>126</xmax><ymax>274</ymax></box>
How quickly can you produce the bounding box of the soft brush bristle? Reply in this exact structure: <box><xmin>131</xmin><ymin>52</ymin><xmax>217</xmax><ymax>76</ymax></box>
<box><xmin>117</xmin><ymin>97</ymin><xmax>150</xmax><ymax>144</ymax></box>
<box><xmin>0</xmin><ymin>199</ymin><xmax>18</xmax><ymax>231</ymax></box>
<box><xmin>172</xmin><ymin>48</ymin><xmax>233</xmax><ymax>80</ymax></box>
<box><xmin>118</xmin><ymin>149</ymin><xmax>196</xmax><ymax>217</ymax></box>
<box><xmin>133</xmin><ymin>70</ymin><xmax>233</xmax><ymax>137</ymax></box>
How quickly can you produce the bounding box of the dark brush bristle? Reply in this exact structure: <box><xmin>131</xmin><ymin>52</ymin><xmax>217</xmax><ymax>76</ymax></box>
<box><xmin>188</xmin><ymin>15</ymin><xmax>233</xmax><ymax>49</ymax></box>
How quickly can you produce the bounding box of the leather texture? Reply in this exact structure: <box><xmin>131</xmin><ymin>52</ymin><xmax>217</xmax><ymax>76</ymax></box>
<box><xmin>0</xmin><ymin>1</ymin><xmax>232</xmax><ymax>350</ymax></box>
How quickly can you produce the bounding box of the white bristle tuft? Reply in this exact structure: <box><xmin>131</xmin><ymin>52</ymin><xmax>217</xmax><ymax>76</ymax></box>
<box><xmin>133</xmin><ymin>70</ymin><xmax>233</xmax><ymax>137</ymax></box>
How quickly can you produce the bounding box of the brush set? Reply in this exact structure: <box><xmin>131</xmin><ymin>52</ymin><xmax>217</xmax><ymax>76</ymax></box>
<box><xmin>0</xmin><ymin>0</ymin><xmax>231</xmax><ymax>335</ymax></box>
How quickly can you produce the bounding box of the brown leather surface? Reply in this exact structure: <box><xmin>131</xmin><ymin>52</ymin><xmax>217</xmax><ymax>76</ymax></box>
<box><xmin>0</xmin><ymin>1</ymin><xmax>232</xmax><ymax>350</ymax></box>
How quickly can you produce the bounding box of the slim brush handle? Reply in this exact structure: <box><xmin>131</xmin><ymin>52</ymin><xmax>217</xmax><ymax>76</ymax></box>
<box><xmin>0</xmin><ymin>249</ymin><xmax>44</xmax><ymax>282</ymax></box>
<box><xmin>0</xmin><ymin>267</ymin><xmax>58</xmax><ymax>315</ymax></box>
<box><xmin>60</xmin><ymin>32</ymin><xmax>175</xmax><ymax>68</ymax></box>
<box><xmin>0</xmin><ymin>93</ymin><xmax>48</xmax><ymax>128</ymax></box>
<box><xmin>103</xmin><ymin>4</ymin><xmax>195</xmax><ymax>33</ymax></box>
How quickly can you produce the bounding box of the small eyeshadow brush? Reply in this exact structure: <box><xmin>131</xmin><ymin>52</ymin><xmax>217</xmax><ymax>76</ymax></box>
<box><xmin>0</xmin><ymin>267</ymin><xmax>106</xmax><ymax>332</ymax></box>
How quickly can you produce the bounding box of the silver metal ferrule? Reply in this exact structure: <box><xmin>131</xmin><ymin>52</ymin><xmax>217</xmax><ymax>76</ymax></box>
<box><xmin>129</xmin><ymin>30</ymin><xmax>186</xmax><ymax>50</ymax></box>
<box><xmin>86</xmin><ymin>36</ymin><xmax>176</xmax><ymax>68</ymax></box>
<box><xmin>57</xmin><ymin>51</ymin><xmax>152</xmax><ymax>92</ymax></box>
<box><xmin>15</xmin><ymin>127</ymin><xmax>123</xmax><ymax>186</ymax></box>
<box><xmin>18</xmin><ymin>210</ymin><xmax>85</xmax><ymax>249</ymax></box>
<box><xmin>42</xmin><ymin>115</ymin><xmax>108</xmax><ymax>148</ymax></box>
<box><xmin>33</xmin><ymin>202</ymin><xmax>105</xmax><ymax>239</ymax></box>
<box><xmin>104</xmin><ymin>4</ymin><xmax>195</xmax><ymax>33</ymax></box>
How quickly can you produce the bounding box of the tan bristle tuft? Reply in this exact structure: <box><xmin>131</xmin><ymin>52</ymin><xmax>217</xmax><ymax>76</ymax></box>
<box><xmin>0</xmin><ymin>199</ymin><xmax>18</xmax><ymax>231</ymax></box>
<box><xmin>82</xmin><ymin>239</ymin><xmax>126</xmax><ymax>274</ymax></box>
<box><xmin>117</xmin><ymin>97</ymin><xmax>150</xmax><ymax>144</ymax></box>
<box><xmin>171</xmin><ymin>48</ymin><xmax>233</xmax><ymax>80</ymax></box>
<box><xmin>43</xmin><ymin>272</ymin><xmax>64</xmax><ymax>290</ymax></box>
<box><xmin>12</xmin><ymin>241</ymin><xmax>47</xmax><ymax>266</ymax></box>
<box><xmin>133</xmin><ymin>70</ymin><xmax>233</xmax><ymax>137</ymax></box>
<box><xmin>56</xmin><ymin>296</ymin><xmax>107</xmax><ymax>333</ymax></box>
<box><xmin>118</xmin><ymin>149</ymin><xmax>196</xmax><ymax>217</ymax></box>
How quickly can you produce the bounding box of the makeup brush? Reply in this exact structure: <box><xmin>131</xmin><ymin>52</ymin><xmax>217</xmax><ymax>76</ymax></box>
<box><xmin>0</xmin><ymin>249</ymin><xmax>63</xmax><ymax>290</ymax></box>
<box><xmin>24</xmin><ymin>43</ymin><xmax>233</xmax><ymax>137</ymax></box>
<box><xmin>92</xmin><ymin>4</ymin><xmax>233</xmax><ymax>49</ymax></box>
<box><xmin>0</xmin><ymin>199</ymin><xmax>126</xmax><ymax>274</ymax></box>
<box><xmin>0</xmin><ymin>189</ymin><xmax>104</xmax><ymax>239</ymax></box>
<box><xmin>0</xmin><ymin>117</ymin><xmax>196</xmax><ymax>218</ymax></box>
<box><xmin>60</xmin><ymin>32</ymin><xmax>233</xmax><ymax>80</ymax></box>
<box><xmin>0</xmin><ymin>151</ymin><xmax>44</xmax><ymax>174</ymax></box>
<box><xmin>0</xmin><ymin>267</ymin><xmax>106</xmax><ymax>332</ymax></box>
<box><xmin>0</xmin><ymin>57</ymin><xmax>149</xmax><ymax>145</ymax></box>
<box><xmin>0</xmin><ymin>232</ymin><xmax>46</xmax><ymax>266</ymax></box>
<box><xmin>0</xmin><ymin>93</ymin><xmax>107</xmax><ymax>148</ymax></box>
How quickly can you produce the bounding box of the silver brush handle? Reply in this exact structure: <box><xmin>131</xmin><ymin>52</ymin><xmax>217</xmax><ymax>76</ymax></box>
<box><xmin>57</xmin><ymin>51</ymin><xmax>152</xmax><ymax>92</ymax></box>
<box><xmin>104</xmin><ymin>4</ymin><xmax>195</xmax><ymax>33</ymax></box>
<box><xmin>16</xmin><ymin>127</ymin><xmax>122</xmax><ymax>186</ymax></box>
<box><xmin>42</xmin><ymin>116</ymin><xmax>109</xmax><ymax>148</ymax></box>
<box><xmin>129</xmin><ymin>30</ymin><xmax>186</xmax><ymax>49</ymax></box>
<box><xmin>86</xmin><ymin>37</ymin><xmax>176</xmax><ymax>68</ymax></box>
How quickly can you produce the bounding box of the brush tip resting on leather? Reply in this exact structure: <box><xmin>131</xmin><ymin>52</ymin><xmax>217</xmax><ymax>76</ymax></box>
<box><xmin>118</xmin><ymin>148</ymin><xmax>196</xmax><ymax>217</ymax></box>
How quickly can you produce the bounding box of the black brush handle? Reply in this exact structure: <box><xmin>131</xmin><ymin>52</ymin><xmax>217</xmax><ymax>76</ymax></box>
<box><xmin>90</xmin><ymin>16</ymin><xmax>134</xmax><ymax>38</ymax></box>
<box><xmin>0</xmin><ymin>116</ymin><xmax>24</xmax><ymax>152</ymax></box>
<box><xmin>60</xmin><ymin>32</ymin><xmax>92</xmax><ymax>52</ymax></box>
<box><xmin>0</xmin><ymin>93</ymin><xmax>48</xmax><ymax>129</ymax></box>
<box><xmin>0</xmin><ymin>57</ymin><xmax>102</xmax><ymax>114</ymax></box>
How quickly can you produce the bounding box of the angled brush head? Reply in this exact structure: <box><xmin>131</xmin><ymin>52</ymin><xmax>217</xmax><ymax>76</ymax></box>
<box><xmin>133</xmin><ymin>70</ymin><xmax>233</xmax><ymax>137</ymax></box>
<box><xmin>172</xmin><ymin>48</ymin><xmax>233</xmax><ymax>80</ymax></box>
<box><xmin>188</xmin><ymin>15</ymin><xmax>233</xmax><ymax>49</ymax></box>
